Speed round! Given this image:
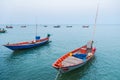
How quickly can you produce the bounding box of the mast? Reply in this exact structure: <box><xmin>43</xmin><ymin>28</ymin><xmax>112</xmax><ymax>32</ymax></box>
<box><xmin>35</xmin><ymin>17</ymin><xmax>41</xmax><ymax>41</ymax></box>
<box><xmin>36</xmin><ymin>24</ymin><xmax>37</xmax><ymax>37</ymax></box>
<box><xmin>92</xmin><ymin>2</ymin><xmax>99</xmax><ymax>41</ymax></box>
<box><xmin>35</xmin><ymin>16</ymin><xmax>38</xmax><ymax>37</ymax></box>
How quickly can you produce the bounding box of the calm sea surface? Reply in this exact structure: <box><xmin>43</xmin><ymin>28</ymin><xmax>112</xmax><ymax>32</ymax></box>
<box><xmin>0</xmin><ymin>24</ymin><xmax>120</xmax><ymax>80</ymax></box>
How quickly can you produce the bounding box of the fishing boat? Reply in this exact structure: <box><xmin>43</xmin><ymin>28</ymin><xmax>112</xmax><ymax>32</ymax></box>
<box><xmin>0</xmin><ymin>28</ymin><xmax>6</xmax><ymax>33</ymax></box>
<box><xmin>3</xmin><ymin>34</ymin><xmax>50</xmax><ymax>50</ymax></box>
<box><xmin>66</xmin><ymin>26</ymin><xmax>72</xmax><ymax>28</ymax></box>
<box><xmin>4</xmin><ymin>23</ymin><xmax>50</xmax><ymax>50</ymax></box>
<box><xmin>54</xmin><ymin>25</ymin><xmax>61</xmax><ymax>28</ymax></box>
<box><xmin>21</xmin><ymin>26</ymin><xmax>27</xmax><ymax>28</ymax></box>
<box><xmin>6</xmin><ymin>26</ymin><xmax>13</xmax><ymax>28</ymax></box>
<box><xmin>53</xmin><ymin>1</ymin><xmax>99</xmax><ymax>74</ymax></box>
<box><xmin>82</xmin><ymin>25</ymin><xmax>89</xmax><ymax>28</ymax></box>
<box><xmin>44</xmin><ymin>25</ymin><xmax>47</xmax><ymax>27</ymax></box>
<box><xmin>52</xmin><ymin>41</ymin><xmax>96</xmax><ymax>73</ymax></box>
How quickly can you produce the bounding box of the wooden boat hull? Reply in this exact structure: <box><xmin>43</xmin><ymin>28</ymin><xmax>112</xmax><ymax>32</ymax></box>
<box><xmin>0</xmin><ymin>30</ymin><xmax>6</xmax><ymax>33</ymax></box>
<box><xmin>54</xmin><ymin>61</ymin><xmax>86</xmax><ymax>73</ymax></box>
<box><xmin>52</xmin><ymin>45</ymin><xmax>96</xmax><ymax>73</ymax></box>
<box><xmin>4</xmin><ymin>38</ymin><xmax>49</xmax><ymax>50</ymax></box>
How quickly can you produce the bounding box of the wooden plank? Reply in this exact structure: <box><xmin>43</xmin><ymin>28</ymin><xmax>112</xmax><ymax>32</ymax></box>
<box><xmin>62</xmin><ymin>56</ymin><xmax>83</xmax><ymax>67</ymax></box>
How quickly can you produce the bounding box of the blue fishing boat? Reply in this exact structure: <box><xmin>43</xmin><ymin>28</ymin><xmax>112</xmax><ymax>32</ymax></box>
<box><xmin>3</xmin><ymin>34</ymin><xmax>50</xmax><ymax>50</ymax></box>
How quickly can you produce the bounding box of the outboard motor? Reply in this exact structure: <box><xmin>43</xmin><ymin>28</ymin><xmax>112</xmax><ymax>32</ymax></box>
<box><xmin>47</xmin><ymin>34</ymin><xmax>50</xmax><ymax>38</ymax></box>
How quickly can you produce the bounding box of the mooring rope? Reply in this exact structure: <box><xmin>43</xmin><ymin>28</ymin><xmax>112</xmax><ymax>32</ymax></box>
<box><xmin>54</xmin><ymin>68</ymin><xmax>62</xmax><ymax>80</ymax></box>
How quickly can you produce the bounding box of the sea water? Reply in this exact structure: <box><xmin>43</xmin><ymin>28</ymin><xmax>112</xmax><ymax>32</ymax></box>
<box><xmin>0</xmin><ymin>24</ymin><xmax>120</xmax><ymax>80</ymax></box>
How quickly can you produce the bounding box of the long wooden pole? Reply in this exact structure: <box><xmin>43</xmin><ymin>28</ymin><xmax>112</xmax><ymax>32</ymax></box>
<box><xmin>35</xmin><ymin>16</ymin><xmax>38</xmax><ymax>37</ymax></box>
<box><xmin>92</xmin><ymin>2</ymin><xmax>99</xmax><ymax>41</ymax></box>
<box><xmin>36</xmin><ymin>24</ymin><xmax>37</xmax><ymax>37</ymax></box>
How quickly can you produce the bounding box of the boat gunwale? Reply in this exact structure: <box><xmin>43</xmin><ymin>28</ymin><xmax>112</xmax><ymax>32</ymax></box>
<box><xmin>3</xmin><ymin>37</ymin><xmax>49</xmax><ymax>46</ymax></box>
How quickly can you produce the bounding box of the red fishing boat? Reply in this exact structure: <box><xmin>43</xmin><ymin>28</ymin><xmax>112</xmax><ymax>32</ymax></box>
<box><xmin>52</xmin><ymin>41</ymin><xmax>96</xmax><ymax>73</ymax></box>
<box><xmin>52</xmin><ymin>1</ymin><xmax>99</xmax><ymax>73</ymax></box>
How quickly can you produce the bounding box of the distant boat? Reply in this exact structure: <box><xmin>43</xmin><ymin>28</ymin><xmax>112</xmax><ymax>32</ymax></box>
<box><xmin>3</xmin><ymin>34</ymin><xmax>50</xmax><ymax>50</ymax></box>
<box><xmin>44</xmin><ymin>25</ymin><xmax>47</xmax><ymax>27</ymax></box>
<box><xmin>6</xmin><ymin>26</ymin><xmax>13</xmax><ymax>28</ymax></box>
<box><xmin>54</xmin><ymin>25</ymin><xmax>60</xmax><ymax>28</ymax></box>
<box><xmin>0</xmin><ymin>28</ymin><xmax>6</xmax><ymax>33</ymax></box>
<box><xmin>82</xmin><ymin>25</ymin><xmax>89</xmax><ymax>28</ymax></box>
<box><xmin>52</xmin><ymin>41</ymin><xmax>96</xmax><ymax>73</ymax></box>
<box><xmin>66</xmin><ymin>26</ymin><xmax>72</xmax><ymax>28</ymax></box>
<box><xmin>21</xmin><ymin>26</ymin><xmax>27</xmax><ymax>28</ymax></box>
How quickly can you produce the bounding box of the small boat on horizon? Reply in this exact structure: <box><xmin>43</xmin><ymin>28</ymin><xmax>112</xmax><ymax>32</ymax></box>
<box><xmin>66</xmin><ymin>26</ymin><xmax>72</xmax><ymax>28</ymax></box>
<box><xmin>82</xmin><ymin>25</ymin><xmax>89</xmax><ymax>28</ymax></box>
<box><xmin>53</xmin><ymin>25</ymin><xmax>61</xmax><ymax>28</ymax></box>
<box><xmin>52</xmin><ymin>41</ymin><xmax>96</xmax><ymax>73</ymax></box>
<box><xmin>6</xmin><ymin>26</ymin><xmax>13</xmax><ymax>28</ymax></box>
<box><xmin>3</xmin><ymin>34</ymin><xmax>50</xmax><ymax>50</ymax></box>
<box><xmin>44</xmin><ymin>25</ymin><xmax>47</xmax><ymax>27</ymax></box>
<box><xmin>0</xmin><ymin>28</ymin><xmax>6</xmax><ymax>33</ymax></box>
<box><xmin>21</xmin><ymin>26</ymin><xmax>27</xmax><ymax>28</ymax></box>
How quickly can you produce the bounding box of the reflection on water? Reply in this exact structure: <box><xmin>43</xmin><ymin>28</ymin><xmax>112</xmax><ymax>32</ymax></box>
<box><xmin>6</xmin><ymin>43</ymin><xmax>51</xmax><ymax>60</ymax></box>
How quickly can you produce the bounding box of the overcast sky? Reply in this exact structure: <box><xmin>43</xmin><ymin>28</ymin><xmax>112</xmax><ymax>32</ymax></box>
<box><xmin>0</xmin><ymin>0</ymin><xmax>119</xmax><ymax>24</ymax></box>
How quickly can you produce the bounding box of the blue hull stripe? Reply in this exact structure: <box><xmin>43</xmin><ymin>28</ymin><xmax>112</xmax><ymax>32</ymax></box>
<box><xmin>5</xmin><ymin>40</ymin><xmax>49</xmax><ymax>50</ymax></box>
